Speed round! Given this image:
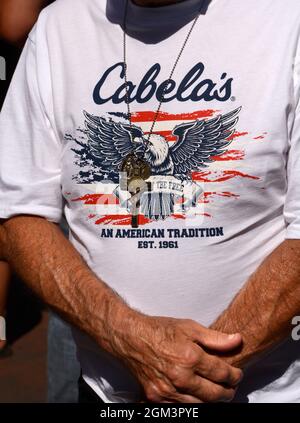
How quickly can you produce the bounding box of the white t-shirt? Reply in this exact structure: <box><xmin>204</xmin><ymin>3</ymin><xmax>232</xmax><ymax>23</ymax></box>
<box><xmin>1</xmin><ymin>0</ymin><xmax>300</xmax><ymax>403</ymax></box>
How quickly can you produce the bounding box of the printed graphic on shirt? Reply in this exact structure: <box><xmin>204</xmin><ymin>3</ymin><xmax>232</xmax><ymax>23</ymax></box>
<box><xmin>92</xmin><ymin>62</ymin><xmax>234</xmax><ymax>105</ymax></box>
<box><xmin>66</xmin><ymin>107</ymin><xmax>265</xmax><ymax>226</ymax></box>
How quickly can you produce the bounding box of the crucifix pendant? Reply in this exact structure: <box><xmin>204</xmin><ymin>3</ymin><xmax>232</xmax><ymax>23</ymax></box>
<box><xmin>121</xmin><ymin>154</ymin><xmax>151</xmax><ymax>228</ymax></box>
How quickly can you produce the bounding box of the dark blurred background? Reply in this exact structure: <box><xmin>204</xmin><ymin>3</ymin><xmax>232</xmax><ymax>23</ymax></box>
<box><xmin>0</xmin><ymin>40</ymin><xmax>18</xmax><ymax>103</ymax></box>
<box><xmin>0</xmin><ymin>38</ymin><xmax>48</xmax><ymax>403</ymax></box>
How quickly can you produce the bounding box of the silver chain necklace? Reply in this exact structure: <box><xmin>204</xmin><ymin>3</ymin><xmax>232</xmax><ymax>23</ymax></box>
<box><xmin>123</xmin><ymin>0</ymin><xmax>202</xmax><ymax>152</ymax></box>
<box><xmin>121</xmin><ymin>0</ymin><xmax>202</xmax><ymax>228</ymax></box>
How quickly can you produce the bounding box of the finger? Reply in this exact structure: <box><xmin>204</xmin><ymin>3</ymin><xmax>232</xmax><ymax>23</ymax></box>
<box><xmin>144</xmin><ymin>378</ymin><xmax>203</xmax><ymax>403</ymax></box>
<box><xmin>195</xmin><ymin>353</ymin><xmax>243</xmax><ymax>387</ymax></box>
<box><xmin>190</xmin><ymin>324</ymin><xmax>242</xmax><ymax>352</ymax></box>
<box><xmin>164</xmin><ymin>364</ymin><xmax>238</xmax><ymax>402</ymax></box>
<box><xmin>182</xmin><ymin>375</ymin><xmax>237</xmax><ymax>403</ymax></box>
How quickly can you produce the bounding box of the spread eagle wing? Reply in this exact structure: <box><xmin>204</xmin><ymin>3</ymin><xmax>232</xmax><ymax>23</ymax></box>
<box><xmin>84</xmin><ymin>110</ymin><xmax>144</xmax><ymax>177</ymax></box>
<box><xmin>170</xmin><ymin>107</ymin><xmax>241</xmax><ymax>179</ymax></box>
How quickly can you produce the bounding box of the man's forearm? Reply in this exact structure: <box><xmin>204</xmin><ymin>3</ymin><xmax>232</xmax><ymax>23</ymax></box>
<box><xmin>211</xmin><ymin>239</ymin><xmax>300</xmax><ymax>367</ymax></box>
<box><xmin>0</xmin><ymin>216</ymin><xmax>245</xmax><ymax>403</ymax></box>
<box><xmin>0</xmin><ymin>216</ymin><xmax>138</xmax><ymax>356</ymax></box>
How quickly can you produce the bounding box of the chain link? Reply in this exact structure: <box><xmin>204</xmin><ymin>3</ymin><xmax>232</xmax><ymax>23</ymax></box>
<box><xmin>123</xmin><ymin>0</ymin><xmax>202</xmax><ymax>154</ymax></box>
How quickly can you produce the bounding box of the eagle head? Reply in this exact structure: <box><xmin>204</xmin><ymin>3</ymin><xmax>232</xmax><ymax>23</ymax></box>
<box><xmin>144</xmin><ymin>134</ymin><xmax>169</xmax><ymax>167</ymax></box>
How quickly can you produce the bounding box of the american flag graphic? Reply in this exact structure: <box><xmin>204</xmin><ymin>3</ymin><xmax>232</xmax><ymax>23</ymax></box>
<box><xmin>67</xmin><ymin>109</ymin><xmax>266</xmax><ymax>226</ymax></box>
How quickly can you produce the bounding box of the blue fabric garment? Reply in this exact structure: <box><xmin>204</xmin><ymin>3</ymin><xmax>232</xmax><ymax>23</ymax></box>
<box><xmin>106</xmin><ymin>0</ymin><xmax>208</xmax><ymax>43</ymax></box>
<box><xmin>47</xmin><ymin>312</ymin><xmax>81</xmax><ymax>403</ymax></box>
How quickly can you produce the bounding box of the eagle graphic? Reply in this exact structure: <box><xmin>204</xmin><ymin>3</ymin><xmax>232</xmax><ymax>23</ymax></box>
<box><xmin>83</xmin><ymin>107</ymin><xmax>241</xmax><ymax>220</ymax></box>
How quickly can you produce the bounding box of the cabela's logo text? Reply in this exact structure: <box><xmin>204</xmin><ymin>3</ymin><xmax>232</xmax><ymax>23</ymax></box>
<box><xmin>93</xmin><ymin>62</ymin><xmax>233</xmax><ymax>105</ymax></box>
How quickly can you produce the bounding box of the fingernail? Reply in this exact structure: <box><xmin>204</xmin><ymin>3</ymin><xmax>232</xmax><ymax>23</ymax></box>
<box><xmin>228</xmin><ymin>334</ymin><xmax>238</xmax><ymax>339</ymax></box>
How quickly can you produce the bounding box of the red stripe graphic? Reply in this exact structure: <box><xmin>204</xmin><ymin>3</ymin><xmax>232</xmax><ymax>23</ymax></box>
<box><xmin>72</xmin><ymin>194</ymin><xmax>119</xmax><ymax>205</ymax></box>
<box><xmin>172</xmin><ymin>213</ymin><xmax>212</xmax><ymax>219</ymax></box>
<box><xmin>130</xmin><ymin>109</ymin><xmax>219</xmax><ymax>123</ymax></box>
<box><xmin>192</xmin><ymin>170</ymin><xmax>260</xmax><ymax>183</ymax></box>
<box><xmin>93</xmin><ymin>213</ymin><xmax>213</xmax><ymax>226</ymax></box>
<box><xmin>211</xmin><ymin>150</ymin><xmax>245</xmax><ymax>161</ymax></box>
<box><xmin>95</xmin><ymin>215</ymin><xmax>152</xmax><ymax>226</ymax></box>
<box><xmin>200</xmin><ymin>191</ymin><xmax>240</xmax><ymax>204</ymax></box>
<box><xmin>227</xmin><ymin>131</ymin><xmax>249</xmax><ymax>141</ymax></box>
<box><xmin>143</xmin><ymin>130</ymin><xmax>177</xmax><ymax>142</ymax></box>
<box><xmin>75</xmin><ymin>190</ymin><xmax>240</xmax><ymax>208</ymax></box>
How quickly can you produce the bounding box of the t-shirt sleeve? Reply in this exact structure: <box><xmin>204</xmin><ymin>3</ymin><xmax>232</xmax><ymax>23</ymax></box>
<box><xmin>0</xmin><ymin>34</ymin><xmax>62</xmax><ymax>223</ymax></box>
<box><xmin>284</xmin><ymin>36</ymin><xmax>300</xmax><ymax>239</ymax></box>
